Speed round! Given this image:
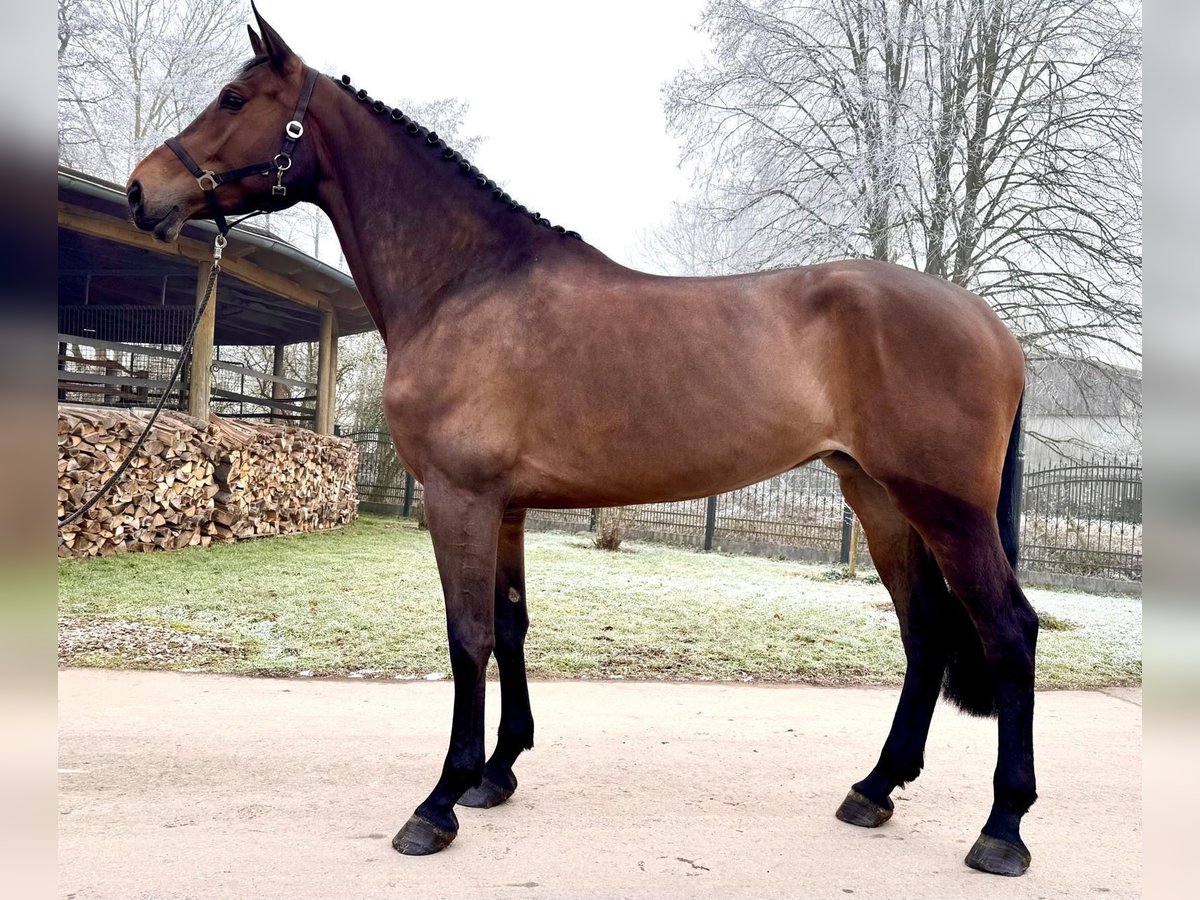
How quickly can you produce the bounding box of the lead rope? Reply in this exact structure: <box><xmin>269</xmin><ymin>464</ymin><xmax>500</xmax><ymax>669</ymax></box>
<box><xmin>58</xmin><ymin>234</ymin><xmax>227</xmax><ymax>530</ymax></box>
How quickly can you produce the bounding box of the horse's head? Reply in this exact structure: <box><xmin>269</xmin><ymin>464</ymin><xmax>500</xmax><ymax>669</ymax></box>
<box><xmin>127</xmin><ymin>5</ymin><xmax>318</xmax><ymax>242</ymax></box>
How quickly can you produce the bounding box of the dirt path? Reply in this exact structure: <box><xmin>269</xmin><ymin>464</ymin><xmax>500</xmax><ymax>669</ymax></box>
<box><xmin>58</xmin><ymin>670</ymin><xmax>1141</xmax><ymax>899</ymax></box>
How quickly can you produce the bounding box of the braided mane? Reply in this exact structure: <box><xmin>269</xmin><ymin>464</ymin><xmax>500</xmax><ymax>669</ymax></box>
<box><xmin>334</xmin><ymin>74</ymin><xmax>582</xmax><ymax>241</ymax></box>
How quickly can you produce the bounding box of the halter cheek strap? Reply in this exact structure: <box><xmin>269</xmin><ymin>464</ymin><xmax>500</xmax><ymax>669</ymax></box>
<box><xmin>163</xmin><ymin>66</ymin><xmax>319</xmax><ymax>235</ymax></box>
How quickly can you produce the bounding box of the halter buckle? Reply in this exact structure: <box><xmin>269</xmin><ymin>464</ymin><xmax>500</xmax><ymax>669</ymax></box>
<box><xmin>197</xmin><ymin>171</ymin><xmax>218</xmax><ymax>192</ymax></box>
<box><xmin>285</xmin><ymin>120</ymin><xmax>304</xmax><ymax>140</ymax></box>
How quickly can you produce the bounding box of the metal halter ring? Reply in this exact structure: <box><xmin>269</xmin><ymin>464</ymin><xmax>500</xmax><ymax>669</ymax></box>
<box><xmin>197</xmin><ymin>171</ymin><xmax>218</xmax><ymax>191</ymax></box>
<box><xmin>273</xmin><ymin>153</ymin><xmax>293</xmax><ymax>172</ymax></box>
<box><xmin>285</xmin><ymin>120</ymin><xmax>304</xmax><ymax>140</ymax></box>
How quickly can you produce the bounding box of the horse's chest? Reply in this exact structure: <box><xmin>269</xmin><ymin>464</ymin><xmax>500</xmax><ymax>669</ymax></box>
<box><xmin>380</xmin><ymin>378</ymin><xmax>430</xmax><ymax>481</ymax></box>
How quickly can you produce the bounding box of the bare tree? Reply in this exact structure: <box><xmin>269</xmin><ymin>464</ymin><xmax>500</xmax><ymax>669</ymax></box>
<box><xmin>661</xmin><ymin>0</ymin><xmax>1142</xmax><ymax>368</ymax></box>
<box><xmin>638</xmin><ymin>200</ymin><xmax>759</xmax><ymax>276</ymax></box>
<box><xmin>58</xmin><ymin>0</ymin><xmax>248</xmax><ymax>181</ymax></box>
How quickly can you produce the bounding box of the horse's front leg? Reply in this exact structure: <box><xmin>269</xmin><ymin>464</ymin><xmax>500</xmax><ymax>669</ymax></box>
<box><xmin>392</xmin><ymin>475</ymin><xmax>505</xmax><ymax>855</ymax></box>
<box><xmin>459</xmin><ymin>507</ymin><xmax>533</xmax><ymax>808</ymax></box>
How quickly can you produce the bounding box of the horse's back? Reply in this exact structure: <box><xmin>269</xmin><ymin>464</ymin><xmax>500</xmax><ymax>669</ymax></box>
<box><xmin>389</xmin><ymin>253</ymin><xmax>1024</xmax><ymax>508</ymax></box>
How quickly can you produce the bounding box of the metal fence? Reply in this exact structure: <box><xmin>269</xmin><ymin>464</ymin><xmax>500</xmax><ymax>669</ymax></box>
<box><xmin>58</xmin><ymin>311</ymin><xmax>319</xmax><ymax>426</ymax></box>
<box><xmin>346</xmin><ymin>431</ymin><xmax>1142</xmax><ymax>583</ymax></box>
<box><xmin>345</xmin><ymin>432</ymin><xmax>424</xmax><ymax>515</ymax></box>
<box><xmin>610</xmin><ymin>466</ymin><xmax>863</xmax><ymax>562</ymax></box>
<box><xmin>1018</xmin><ymin>456</ymin><xmax>1141</xmax><ymax>580</ymax></box>
<box><xmin>58</xmin><ymin>307</ymin><xmax>194</xmax><ymax>410</ymax></box>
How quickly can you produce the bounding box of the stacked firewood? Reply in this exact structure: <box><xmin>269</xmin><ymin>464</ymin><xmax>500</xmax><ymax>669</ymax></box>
<box><xmin>58</xmin><ymin>406</ymin><xmax>358</xmax><ymax>558</ymax></box>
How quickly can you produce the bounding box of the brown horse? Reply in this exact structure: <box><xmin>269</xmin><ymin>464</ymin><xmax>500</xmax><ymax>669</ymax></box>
<box><xmin>128</xmin><ymin>7</ymin><xmax>1037</xmax><ymax>877</ymax></box>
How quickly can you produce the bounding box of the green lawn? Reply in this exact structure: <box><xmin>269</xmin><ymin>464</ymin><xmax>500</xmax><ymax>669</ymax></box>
<box><xmin>57</xmin><ymin>515</ymin><xmax>1141</xmax><ymax>688</ymax></box>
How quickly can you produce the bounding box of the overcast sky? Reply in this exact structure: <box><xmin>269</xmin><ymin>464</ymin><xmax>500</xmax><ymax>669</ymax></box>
<box><xmin>266</xmin><ymin>0</ymin><xmax>711</xmax><ymax>266</ymax></box>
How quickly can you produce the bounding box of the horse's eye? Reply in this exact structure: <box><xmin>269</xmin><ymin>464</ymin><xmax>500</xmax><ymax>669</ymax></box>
<box><xmin>220</xmin><ymin>92</ymin><xmax>245</xmax><ymax>112</ymax></box>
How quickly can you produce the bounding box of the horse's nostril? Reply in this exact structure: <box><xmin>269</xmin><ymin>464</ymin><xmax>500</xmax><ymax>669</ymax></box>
<box><xmin>127</xmin><ymin>181</ymin><xmax>143</xmax><ymax>211</ymax></box>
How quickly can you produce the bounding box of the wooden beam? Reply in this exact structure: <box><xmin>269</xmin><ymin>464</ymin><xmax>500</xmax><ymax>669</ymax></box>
<box><xmin>212</xmin><ymin>357</ymin><xmax>312</xmax><ymax>389</ymax></box>
<box><xmin>58</xmin><ymin>203</ymin><xmax>211</xmax><ymax>261</ymax></box>
<box><xmin>189</xmin><ymin>260</ymin><xmax>217</xmax><ymax>421</ymax></box>
<box><xmin>58</xmin><ymin>204</ymin><xmax>332</xmax><ymax>313</ymax></box>
<box><xmin>224</xmin><ymin>257</ymin><xmax>327</xmax><ymax>315</ymax></box>
<box><xmin>272</xmin><ymin>344</ymin><xmax>287</xmax><ymax>424</ymax></box>
<box><xmin>329</xmin><ymin>327</ymin><xmax>338</xmax><ymax>434</ymax></box>
<box><xmin>315</xmin><ymin>309</ymin><xmax>336</xmax><ymax>435</ymax></box>
<box><xmin>57</xmin><ymin>332</ymin><xmax>181</xmax><ymax>363</ymax></box>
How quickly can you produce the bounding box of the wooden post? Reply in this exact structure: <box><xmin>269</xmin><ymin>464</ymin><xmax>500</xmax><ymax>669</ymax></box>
<box><xmin>847</xmin><ymin>515</ymin><xmax>860</xmax><ymax>579</ymax></box>
<box><xmin>329</xmin><ymin>326</ymin><xmax>338</xmax><ymax>430</ymax></box>
<box><xmin>703</xmin><ymin>495</ymin><xmax>718</xmax><ymax>551</ymax></box>
<box><xmin>315</xmin><ymin>308</ymin><xmax>336</xmax><ymax>434</ymax></box>
<box><xmin>188</xmin><ymin>260</ymin><xmax>216</xmax><ymax>421</ymax></box>
<box><xmin>402</xmin><ymin>473</ymin><xmax>415</xmax><ymax>518</ymax></box>
<box><xmin>839</xmin><ymin>501</ymin><xmax>854</xmax><ymax>564</ymax></box>
<box><xmin>57</xmin><ymin>341</ymin><xmax>67</xmax><ymax>401</ymax></box>
<box><xmin>271</xmin><ymin>344</ymin><xmax>287</xmax><ymax>424</ymax></box>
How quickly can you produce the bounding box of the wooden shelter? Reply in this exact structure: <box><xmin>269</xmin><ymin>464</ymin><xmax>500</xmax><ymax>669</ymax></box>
<box><xmin>58</xmin><ymin>166</ymin><xmax>374</xmax><ymax>433</ymax></box>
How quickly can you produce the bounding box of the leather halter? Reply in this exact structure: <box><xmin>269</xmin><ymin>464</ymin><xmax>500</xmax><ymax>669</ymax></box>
<box><xmin>163</xmin><ymin>66</ymin><xmax>319</xmax><ymax>235</ymax></box>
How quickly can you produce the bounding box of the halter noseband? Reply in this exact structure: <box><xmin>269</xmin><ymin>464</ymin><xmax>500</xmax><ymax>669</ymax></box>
<box><xmin>163</xmin><ymin>66</ymin><xmax>319</xmax><ymax>236</ymax></box>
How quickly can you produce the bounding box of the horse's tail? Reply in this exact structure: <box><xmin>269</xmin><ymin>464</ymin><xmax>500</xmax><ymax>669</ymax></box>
<box><xmin>996</xmin><ymin>394</ymin><xmax>1024</xmax><ymax>570</ymax></box>
<box><xmin>939</xmin><ymin>394</ymin><xmax>1023</xmax><ymax>718</ymax></box>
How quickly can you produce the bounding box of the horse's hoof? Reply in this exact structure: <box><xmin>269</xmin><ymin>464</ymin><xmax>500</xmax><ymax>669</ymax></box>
<box><xmin>835</xmin><ymin>789</ymin><xmax>894</xmax><ymax>828</ymax></box>
<box><xmin>391</xmin><ymin>814</ymin><xmax>457</xmax><ymax>855</ymax></box>
<box><xmin>458</xmin><ymin>773</ymin><xmax>516</xmax><ymax>809</ymax></box>
<box><xmin>964</xmin><ymin>832</ymin><xmax>1031</xmax><ymax>876</ymax></box>
<box><xmin>458</xmin><ymin>772</ymin><xmax>516</xmax><ymax>816</ymax></box>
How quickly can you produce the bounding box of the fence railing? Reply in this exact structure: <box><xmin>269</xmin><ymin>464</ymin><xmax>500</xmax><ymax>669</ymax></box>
<box><xmin>57</xmin><ymin>329</ymin><xmax>318</xmax><ymax>427</ymax></box>
<box><xmin>345</xmin><ymin>432</ymin><xmax>424</xmax><ymax>515</ymax></box>
<box><xmin>346</xmin><ymin>432</ymin><xmax>1141</xmax><ymax>584</ymax></box>
<box><xmin>1018</xmin><ymin>456</ymin><xmax>1141</xmax><ymax>580</ymax></box>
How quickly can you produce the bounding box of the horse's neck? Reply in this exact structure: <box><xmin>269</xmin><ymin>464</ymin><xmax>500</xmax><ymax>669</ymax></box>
<box><xmin>310</xmin><ymin>82</ymin><xmax>545</xmax><ymax>342</ymax></box>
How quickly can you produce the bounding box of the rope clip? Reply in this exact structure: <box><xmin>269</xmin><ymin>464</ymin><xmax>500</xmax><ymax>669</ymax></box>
<box><xmin>272</xmin><ymin>153</ymin><xmax>292</xmax><ymax>196</ymax></box>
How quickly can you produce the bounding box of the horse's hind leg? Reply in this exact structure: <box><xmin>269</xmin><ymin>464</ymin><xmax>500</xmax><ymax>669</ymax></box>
<box><xmin>459</xmin><ymin>507</ymin><xmax>534</xmax><ymax>808</ymax></box>
<box><xmin>889</xmin><ymin>479</ymin><xmax>1039</xmax><ymax>877</ymax></box>
<box><xmin>825</xmin><ymin>456</ymin><xmax>950</xmax><ymax>828</ymax></box>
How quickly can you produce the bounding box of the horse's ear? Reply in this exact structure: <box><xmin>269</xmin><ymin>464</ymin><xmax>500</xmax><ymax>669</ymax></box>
<box><xmin>251</xmin><ymin>3</ymin><xmax>297</xmax><ymax>72</ymax></box>
<box><xmin>247</xmin><ymin>25</ymin><xmax>264</xmax><ymax>57</ymax></box>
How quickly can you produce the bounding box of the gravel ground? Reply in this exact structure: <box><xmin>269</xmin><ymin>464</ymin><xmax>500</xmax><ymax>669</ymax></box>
<box><xmin>58</xmin><ymin>669</ymin><xmax>1143</xmax><ymax>900</ymax></box>
<box><xmin>57</xmin><ymin>616</ymin><xmax>243</xmax><ymax>668</ymax></box>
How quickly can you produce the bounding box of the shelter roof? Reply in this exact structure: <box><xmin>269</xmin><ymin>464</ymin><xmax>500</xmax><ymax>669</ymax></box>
<box><xmin>58</xmin><ymin>167</ymin><xmax>374</xmax><ymax>345</ymax></box>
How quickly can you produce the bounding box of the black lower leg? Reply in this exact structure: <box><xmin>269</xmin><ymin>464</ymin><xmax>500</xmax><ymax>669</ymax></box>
<box><xmin>966</xmin><ymin>578</ymin><xmax>1038</xmax><ymax>875</ymax></box>
<box><xmin>392</xmin><ymin>477</ymin><xmax>503</xmax><ymax>855</ymax></box>
<box><xmin>395</xmin><ymin>641</ymin><xmax>490</xmax><ymax>853</ymax></box>
<box><xmin>487</xmin><ymin>638</ymin><xmax>535</xmax><ymax>774</ymax></box>
<box><xmin>878</xmin><ymin>474</ymin><xmax>1039</xmax><ymax>876</ymax></box>
<box><xmin>458</xmin><ymin>641</ymin><xmax>532</xmax><ymax>808</ymax></box>
<box><xmin>927</xmin><ymin>518</ymin><xmax>1038</xmax><ymax>877</ymax></box>
<box><xmin>459</xmin><ymin>510</ymin><xmax>533</xmax><ymax>810</ymax></box>
<box><xmin>838</xmin><ymin>550</ymin><xmax>948</xmax><ymax>828</ymax></box>
<box><xmin>840</xmin><ymin>654</ymin><xmax>944</xmax><ymax>816</ymax></box>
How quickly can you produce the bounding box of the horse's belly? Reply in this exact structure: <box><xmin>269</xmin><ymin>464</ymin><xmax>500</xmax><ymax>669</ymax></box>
<box><xmin>509</xmin><ymin>381</ymin><xmax>837</xmax><ymax>508</ymax></box>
